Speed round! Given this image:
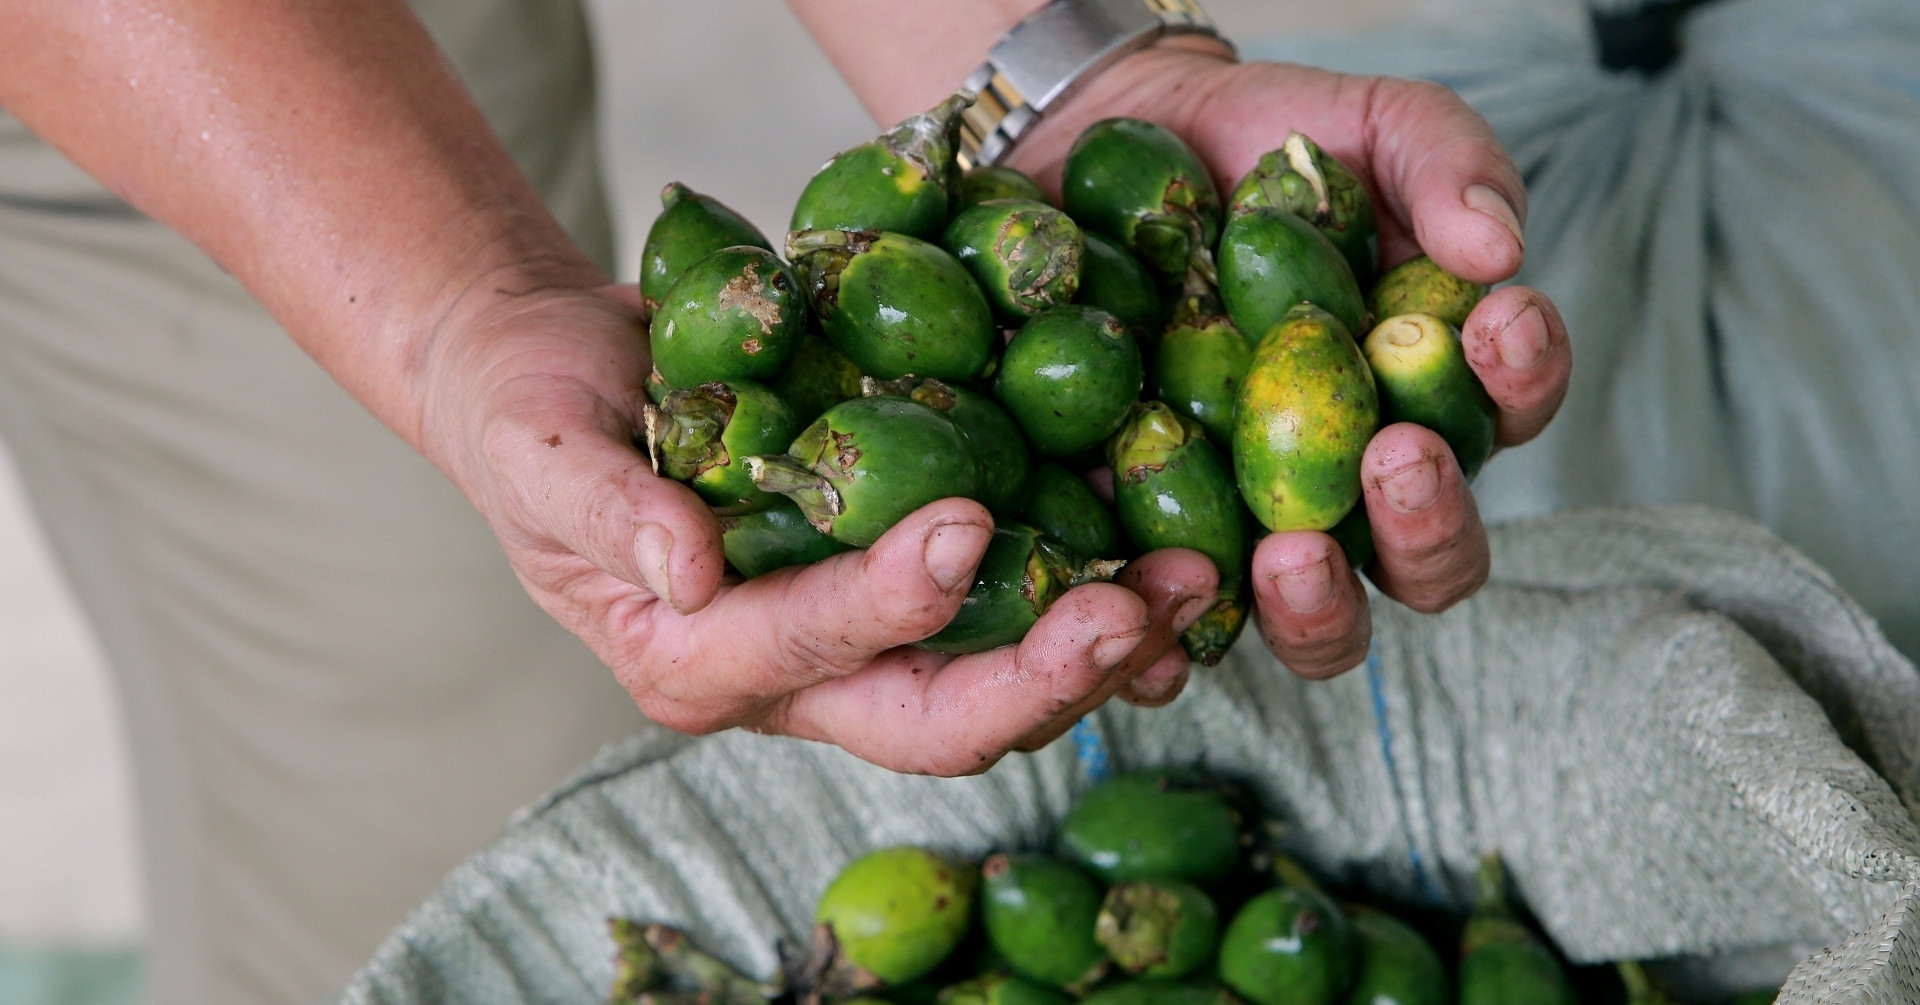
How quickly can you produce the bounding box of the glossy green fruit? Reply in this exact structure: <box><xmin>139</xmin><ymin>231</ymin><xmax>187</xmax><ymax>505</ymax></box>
<box><xmin>1234</xmin><ymin>304</ymin><xmax>1378</xmax><ymax>533</ymax></box>
<box><xmin>953</xmin><ymin>165</ymin><xmax>1047</xmax><ymax>214</ymax></box>
<box><xmin>1076</xmin><ymin>231</ymin><xmax>1166</xmax><ymax>340</ymax></box>
<box><xmin>771</xmin><ymin>335</ymin><xmax>864</xmax><ymax>427</ymax></box>
<box><xmin>918</xmin><ymin>524</ymin><xmax>1107</xmax><ymax>654</ymax></box>
<box><xmin>816</xmin><ymin>847</ymin><xmax>977</xmax><ymax>986</ymax></box>
<box><xmin>943</xmin><ymin>199</ymin><xmax>1084</xmax><ymax>322</ymax></box>
<box><xmin>748</xmin><ymin>396</ymin><xmax>978</xmax><ymax>547</ymax></box>
<box><xmin>650</xmin><ymin>246</ymin><xmax>806</xmax><ymax>388</ymax></box>
<box><xmin>645</xmin><ymin>380</ymin><xmax>798</xmax><ymax>514</ymax></box>
<box><xmin>1057</xmin><ymin>770</ymin><xmax>1241</xmax><ymax>886</ymax></box>
<box><xmin>996</xmin><ymin>305</ymin><xmax>1143</xmax><ymax>457</ymax></box>
<box><xmin>640</xmin><ymin>183</ymin><xmax>772</xmax><ymax>318</ymax></box>
<box><xmin>790</xmin><ymin>229</ymin><xmax>996</xmax><ymax>382</ymax></box>
<box><xmin>1096</xmin><ymin>880</ymin><xmax>1220</xmax><ymax>979</ymax></box>
<box><xmin>1227</xmin><ymin>133</ymin><xmax>1378</xmax><ymax>287</ymax></box>
<box><xmin>980</xmin><ymin>854</ymin><xmax>1109</xmax><ymax>992</ymax></box>
<box><xmin>1456</xmin><ymin>855</ymin><xmax>1576</xmax><ymax>1005</ymax></box>
<box><xmin>1218</xmin><ymin>886</ymin><xmax>1355</xmax><ymax>1005</ymax></box>
<box><xmin>939</xmin><ymin>973</ymin><xmax>1074</xmax><ymax>1005</ymax></box>
<box><xmin>1078</xmin><ymin>982</ymin><xmax>1239</xmax><ymax>1005</ymax></box>
<box><xmin>1149</xmin><ymin>274</ymin><xmax>1251</xmax><ymax>450</ymax></box>
<box><xmin>1343</xmin><ymin>906</ymin><xmax>1447</xmax><ymax>1005</ymax></box>
<box><xmin>1363</xmin><ymin>314</ymin><xmax>1497</xmax><ymax>480</ymax></box>
<box><xmin>1327</xmin><ymin>505</ymin><xmax>1375</xmax><ymax>572</ymax></box>
<box><xmin>1218</xmin><ymin>207</ymin><xmax>1366</xmax><ymax>341</ymax></box>
<box><xmin>865</xmin><ymin>377</ymin><xmax>1031</xmax><ymax>518</ymax></box>
<box><xmin>1181</xmin><ymin>561</ymin><xmax>1249</xmax><ymax>667</ymax></box>
<box><xmin>720</xmin><ymin>499</ymin><xmax>852</xmax><ymax>578</ymax></box>
<box><xmin>1021</xmin><ymin>464</ymin><xmax>1122</xmax><ymax>560</ymax></box>
<box><xmin>790</xmin><ymin>91</ymin><xmax>971</xmax><ymax>240</ymax></box>
<box><xmin>1109</xmin><ymin>401</ymin><xmax>1245</xmax><ymax>588</ymax></box>
<box><xmin>1367</xmin><ymin>255</ymin><xmax>1487</xmax><ymax>332</ymax></box>
<box><xmin>1063</xmin><ymin>118</ymin><xmax>1221</xmax><ymax>280</ymax></box>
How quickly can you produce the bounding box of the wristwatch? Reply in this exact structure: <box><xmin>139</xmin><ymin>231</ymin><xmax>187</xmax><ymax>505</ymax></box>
<box><xmin>956</xmin><ymin>0</ymin><xmax>1230</xmax><ymax>170</ymax></box>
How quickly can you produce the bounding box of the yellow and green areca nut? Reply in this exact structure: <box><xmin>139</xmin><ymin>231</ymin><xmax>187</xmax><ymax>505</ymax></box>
<box><xmin>1234</xmin><ymin>304</ymin><xmax>1378</xmax><ymax>533</ymax></box>
<box><xmin>942</xmin><ymin>198</ymin><xmax>1084</xmax><ymax>323</ymax></box>
<box><xmin>815</xmin><ymin>847</ymin><xmax>977</xmax><ymax>987</ymax></box>
<box><xmin>1367</xmin><ymin>254</ymin><xmax>1488</xmax><ymax>330</ymax></box>
<box><xmin>790</xmin><ymin>91</ymin><xmax>972</xmax><ymax>240</ymax></box>
<box><xmin>1228</xmin><ymin>132</ymin><xmax>1379</xmax><ymax>286</ymax></box>
<box><xmin>1363</xmin><ymin>313</ymin><xmax>1497</xmax><ymax>480</ymax></box>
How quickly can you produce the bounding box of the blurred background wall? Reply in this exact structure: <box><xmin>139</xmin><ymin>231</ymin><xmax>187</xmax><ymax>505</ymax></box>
<box><xmin>0</xmin><ymin>1</ymin><xmax>1418</xmax><ymax>1001</ymax></box>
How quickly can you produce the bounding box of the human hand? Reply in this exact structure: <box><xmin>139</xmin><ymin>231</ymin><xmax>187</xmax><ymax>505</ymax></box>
<box><xmin>416</xmin><ymin>280</ymin><xmax>1218</xmax><ymax>776</ymax></box>
<box><xmin>1007</xmin><ymin>44</ymin><xmax>1573</xmax><ymax>681</ymax></box>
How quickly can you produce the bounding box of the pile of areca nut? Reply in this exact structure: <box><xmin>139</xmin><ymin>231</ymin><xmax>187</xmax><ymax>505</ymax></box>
<box><xmin>640</xmin><ymin>90</ymin><xmax>1495</xmax><ymax>663</ymax></box>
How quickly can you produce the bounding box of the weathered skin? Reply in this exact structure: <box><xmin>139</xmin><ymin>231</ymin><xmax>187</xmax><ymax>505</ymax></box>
<box><xmin>953</xmin><ymin>165</ymin><xmax>1047</xmax><ymax>214</ymax></box>
<box><xmin>747</xmin><ymin>396</ymin><xmax>978</xmax><ymax>547</ymax></box>
<box><xmin>771</xmin><ymin>334</ymin><xmax>864</xmax><ymax>427</ymax></box>
<box><xmin>916</xmin><ymin>524</ymin><xmax>1090</xmax><ymax>654</ymax></box>
<box><xmin>719</xmin><ymin>499</ymin><xmax>851</xmax><ymax>579</ymax></box>
<box><xmin>1367</xmin><ymin>254</ymin><xmax>1488</xmax><ymax>331</ymax></box>
<box><xmin>644</xmin><ymin>380</ymin><xmax>798</xmax><ymax>514</ymax></box>
<box><xmin>790</xmin><ymin>229</ymin><xmax>996</xmax><ymax>382</ymax></box>
<box><xmin>650</xmin><ymin>246</ymin><xmax>806</xmax><ymax>387</ymax></box>
<box><xmin>980</xmin><ymin>853</ymin><xmax>1109</xmax><ymax>992</ymax></box>
<box><xmin>1457</xmin><ymin>855</ymin><xmax>1577</xmax><ymax>1005</ymax></box>
<box><xmin>1227</xmin><ymin>133</ymin><xmax>1378</xmax><ymax>286</ymax></box>
<box><xmin>864</xmin><ymin>376</ymin><xmax>1031</xmax><ymax>518</ymax></box>
<box><xmin>815</xmin><ymin>847</ymin><xmax>977</xmax><ymax>988</ymax></box>
<box><xmin>942</xmin><ymin>199</ymin><xmax>1084</xmax><ymax>322</ymax></box>
<box><xmin>639</xmin><ymin>182</ymin><xmax>771</xmax><ymax>318</ymax></box>
<box><xmin>937</xmin><ymin>973</ymin><xmax>1073</xmax><ymax>1005</ymax></box>
<box><xmin>1057</xmin><ymin>770</ymin><xmax>1242</xmax><ymax>886</ymax></box>
<box><xmin>1363</xmin><ymin>313</ymin><xmax>1497</xmax><ymax>480</ymax></box>
<box><xmin>1150</xmin><ymin>272</ymin><xmax>1251</xmax><ymax>447</ymax></box>
<box><xmin>1234</xmin><ymin>304</ymin><xmax>1378</xmax><ymax>533</ymax></box>
<box><xmin>1020</xmin><ymin>463</ymin><xmax>1122</xmax><ymax>560</ymax></box>
<box><xmin>1218</xmin><ymin>207</ymin><xmax>1366</xmax><ymax>341</ymax></box>
<box><xmin>1109</xmin><ymin>402</ymin><xmax>1245</xmax><ymax>591</ymax></box>
<box><xmin>995</xmin><ymin>305</ymin><xmax>1142</xmax><ymax>457</ymax></box>
<box><xmin>1217</xmin><ymin>887</ymin><xmax>1355</xmax><ymax>1005</ymax></box>
<box><xmin>1076</xmin><ymin>230</ymin><xmax>1165</xmax><ymax>341</ymax></box>
<box><xmin>1062</xmin><ymin>118</ymin><xmax>1221</xmax><ymax>281</ymax></box>
<box><xmin>790</xmin><ymin>91</ymin><xmax>972</xmax><ymax>240</ymax></box>
<box><xmin>1096</xmin><ymin>880</ymin><xmax>1220</xmax><ymax>979</ymax></box>
<box><xmin>1343</xmin><ymin>906</ymin><xmax>1447</xmax><ymax>1005</ymax></box>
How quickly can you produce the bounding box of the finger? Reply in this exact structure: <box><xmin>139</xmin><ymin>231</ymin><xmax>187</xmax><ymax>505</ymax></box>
<box><xmin>634</xmin><ymin>498</ymin><xmax>994</xmax><ymax>732</ymax></box>
<box><xmin>762</xmin><ymin>582</ymin><xmax>1154</xmax><ymax>776</ymax></box>
<box><xmin>1363</xmin><ymin>77</ymin><xmax>1527</xmax><ymax>285</ymax></box>
<box><xmin>485</xmin><ymin>389</ymin><xmax>725</xmax><ymax>616</ymax></box>
<box><xmin>1010</xmin><ymin>548</ymin><xmax>1217</xmax><ymax>752</ymax></box>
<box><xmin>1251</xmin><ymin>530</ymin><xmax>1371</xmax><ymax>679</ymax></box>
<box><xmin>1361</xmin><ymin>422</ymin><xmax>1490</xmax><ymax>614</ymax></box>
<box><xmin>1118</xmin><ymin>647</ymin><xmax>1192</xmax><ymax>708</ymax></box>
<box><xmin>1460</xmin><ymin>286</ymin><xmax>1573</xmax><ymax>447</ymax></box>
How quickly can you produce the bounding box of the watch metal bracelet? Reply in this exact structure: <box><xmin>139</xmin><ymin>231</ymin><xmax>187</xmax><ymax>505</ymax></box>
<box><xmin>956</xmin><ymin>0</ymin><xmax>1228</xmax><ymax>170</ymax></box>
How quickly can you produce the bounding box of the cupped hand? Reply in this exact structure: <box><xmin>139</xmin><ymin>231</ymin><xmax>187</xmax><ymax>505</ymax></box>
<box><xmin>1008</xmin><ymin>45</ymin><xmax>1574</xmax><ymax>681</ymax></box>
<box><xmin>416</xmin><ymin>281</ymin><xmax>1218</xmax><ymax>776</ymax></box>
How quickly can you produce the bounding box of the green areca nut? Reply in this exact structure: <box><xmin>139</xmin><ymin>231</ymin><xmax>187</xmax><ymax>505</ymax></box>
<box><xmin>1367</xmin><ymin>255</ymin><xmax>1487</xmax><ymax>331</ymax></box>
<box><xmin>790</xmin><ymin>91</ymin><xmax>972</xmax><ymax>240</ymax></box>
<box><xmin>644</xmin><ymin>380</ymin><xmax>798</xmax><ymax>513</ymax></box>
<box><xmin>650</xmin><ymin>246</ymin><xmax>806</xmax><ymax>388</ymax></box>
<box><xmin>815</xmin><ymin>847</ymin><xmax>977</xmax><ymax>989</ymax></box>
<box><xmin>1109</xmin><ymin>402</ymin><xmax>1245</xmax><ymax>590</ymax></box>
<box><xmin>1150</xmin><ymin>271</ymin><xmax>1251</xmax><ymax>447</ymax></box>
<box><xmin>1095</xmin><ymin>880</ymin><xmax>1220</xmax><ymax>979</ymax></box>
<box><xmin>1217</xmin><ymin>886</ymin><xmax>1355</xmax><ymax>1005</ymax></box>
<box><xmin>864</xmin><ymin>376</ymin><xmax>1031</xmax><ymax>518</ymax></box>
<box><xmin>771</xmin><ymin>335</ymin><xmax>864</xmax><ymax>428</ymax></box>
<box><xmin>640</xmin><ymin>182</ymin><xmax>771</xmax><ymax>318</ymax></box>
<box><xmin>1227</xmin><ymin>133</ymin><xmax>1378</xmax><ymax>286</ymax></box>
<box><xmin>1218</xmin><ymin>207</ymin><xmax>1367</xmax><ymax>342</ymax></box>
<box><xmin>952</xmin><ymin>165</ymin><xmax>1047</xmax><ymax>214</ymax></box>
<box><xmin>995</xmin><ymin>305</ymin><xmax>1142</xmax><ymax>457</ymax></box>
<box><xmin>979</xmin><ymin>854</ymin><xmax>1109</xmax><ymax>992</ymax></box>
<box><xmin>1057</xmin><ymin>770</ymin><xmax>1242</xmax><ymax>886</ymax></box>
<box><xmin>1075</xmin><ymin>230</ymin><xmax>1166</xmax><ymax>340</ymax></box>
<box><xmin>789</xmin><ymin>228</ymin><xmax>996</xmax><ymax>382</ymax></box>
<box><xmin>917</xmin><ymin>524</ymin><xmax>1118</xmax><ymax>655</ymax></box>
<box><xmin>942</xmin><ymin>199</ymin><xmax>1084</xmax><ymax>322</ymax></box>
<box><xmin>1343</xmin><ymin>906</ymin><xmax>1448</xmax><ymax>1005</ymax></box>
<box><xmin>1062</xmin><ymin>118</ymin><xmax>1221</xmax><ymax>281</ymax></box>
<box><xmin>1363</xmin><ymin>313</ymin><xmax>1497</xmax><ymax>481</ymax></box>
<box><xmin>719</xmin><ymin>500</ymin><xmax>851</xmax><ymax>579</ymax></box>
<box><xmin>1020</xmin><ymin>463</ymin><xmax>1122</xmax><ymax>561</ymax></box>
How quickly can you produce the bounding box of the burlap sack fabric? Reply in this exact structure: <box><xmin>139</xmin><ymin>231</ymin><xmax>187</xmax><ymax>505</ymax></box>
<box><xmin>334</xmin><ymin>508</ymin><xmax>1920</xmax><ymax>1004</ymax></box>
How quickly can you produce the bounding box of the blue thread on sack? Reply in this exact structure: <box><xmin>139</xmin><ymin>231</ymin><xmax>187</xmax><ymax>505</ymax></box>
<box><xmin>1071</xmin><ymin>718</ymin><xmax>1110</xmax><ymax>783</ymax></box>
<box><xmin>1368</xmin><ymin>644</ymin><xmax>1448</xmax><ymax>904</ymax></box>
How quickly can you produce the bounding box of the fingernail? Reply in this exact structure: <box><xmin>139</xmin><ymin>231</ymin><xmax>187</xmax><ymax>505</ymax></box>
<box><xmin>1497</xmin><ymin>303</ymin><xmax>1549</xmax><ymax>371</ymax></box>
<box><xmin>924</xmin><ymin>520</ymin><xmax>991</xmax><ymax>594</ymax></box>
<box><xmin>1172</xmin><ymin>595</ymin><xmax>1212</xmax><ymax>634</ymax></box>
<box><xmin>1465</xmin><ymin>184</ymin><xmax>1524</xmax><ymax>248</ymax></box>
<box><xmin>1379</xmin><ymin>456</ymin><xmax>1441</xmax><ymax>513</ymax></box>
<box><xmin>634</xmin><ymin>522</ymin><xmax>676</xmax><ymax>608</ymax></box>
<box><xmin>1275</xmin><ymin>558</ymin><xmax>1335</xmax><ymax>614</ymax></box>
<box><xmin>1091</xmin><ymin>631</ymin><xmax>1142</xmax><ymax>671</ymax></box>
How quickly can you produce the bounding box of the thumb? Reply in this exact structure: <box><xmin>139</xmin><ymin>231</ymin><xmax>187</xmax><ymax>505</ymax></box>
<box><xmin>1367</xmin><ymin>78</ymin><xmax>1527</xmax><ymax>284</ymax></box>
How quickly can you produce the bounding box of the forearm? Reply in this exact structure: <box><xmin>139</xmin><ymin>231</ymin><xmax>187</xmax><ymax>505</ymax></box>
<box><xmin>0</xmin><ymin>0</ymin><xmax>602</xmax><ymax>450</ymax></box>
<box><xmin>784</xmin><ymin>0</ymin><xmax>1235</xmax><ymax>187</ymax></box>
